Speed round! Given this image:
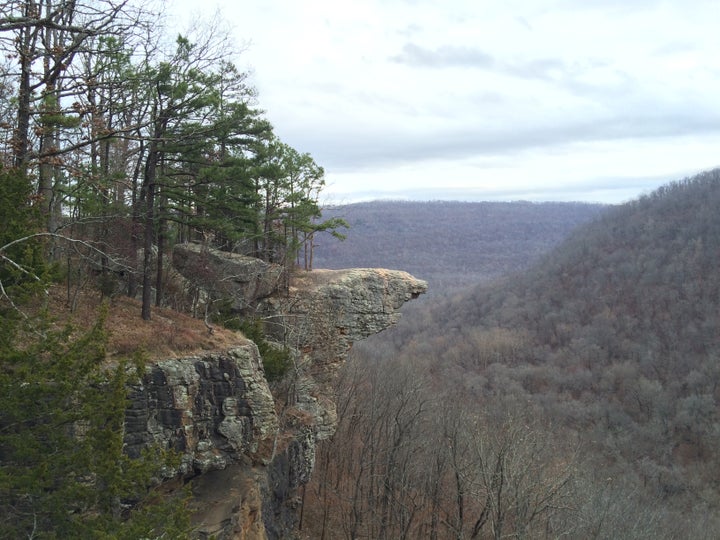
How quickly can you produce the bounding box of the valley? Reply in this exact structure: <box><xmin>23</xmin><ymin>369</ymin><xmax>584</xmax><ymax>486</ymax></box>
<box><xmin>301</xmin><ymin>172</ymin><xmax>720</xmax><ymax>539</ymax></box>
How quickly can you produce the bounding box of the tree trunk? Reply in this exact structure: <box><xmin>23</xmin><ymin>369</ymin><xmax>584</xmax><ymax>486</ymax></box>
<box><xmin>141</xmin><ymin>141</ymin><xmax>158</xmax><ymax>320</ymax></box>
<box><xmin>127</xmin><ymin>140</ymin><xmax>146</xmax><ymax>298</ymax></box>
<box><xmin>155</xmin><ymin>192</ymin><xmax>165</xmax><ymax>308</ymax></box>
<box><xmin>14</xmin><ymin>21</ymin><xmax>35</xmax><ymax>171</ymax></box>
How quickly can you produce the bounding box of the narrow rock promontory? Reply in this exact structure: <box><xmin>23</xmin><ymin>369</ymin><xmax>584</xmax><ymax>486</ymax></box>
<box><xmin>126</xmin><ymin>244</ymin><xmax>427</xmax><ymax>539</ymax></box>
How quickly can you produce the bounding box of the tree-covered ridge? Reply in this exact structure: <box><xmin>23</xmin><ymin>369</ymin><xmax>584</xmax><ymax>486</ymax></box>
<box><xmin>462</xmin><ymin>169</ymin><xmax>720</xmax><ymax>365</ymax></box>
<box><xmin>302</xmin><ymin>169</ymin><xmax>720</xmax><ymax>538</ymax></box>
<box><xmin>0</xmin><ymin>0</ymin><xmax>346</xmax><ymax>320</ymax></box>
<box><xmin>315</xmin><ymin>200</ymin><xmax>607</xmax><ymax>292</ymax></box>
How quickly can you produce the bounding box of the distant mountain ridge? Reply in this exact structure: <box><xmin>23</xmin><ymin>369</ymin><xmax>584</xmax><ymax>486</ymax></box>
<box><xmin>451</xmin><ymin>169</ymin><xmax>720</xmax><ymax>358</ymax></box>
<box><xmin>315</xmin><ymin>200</ymin><xmax>608</xmax><ymax>292</ymax></box>
<box><xmin>368</xmin><ymin>168</ymin><xmax>720</xmax><ymax>534</ymax></box>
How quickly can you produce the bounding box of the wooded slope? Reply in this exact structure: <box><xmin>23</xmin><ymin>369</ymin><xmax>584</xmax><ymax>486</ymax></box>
<box><xmin>315</xmin><ymin>200</ymin><xmax>607</xmax><ymax>292</ymax></box>
<box><xmin>303</xmin><ymin>170</ymin><xmax>720</xmax><ymax>539</ymax></box>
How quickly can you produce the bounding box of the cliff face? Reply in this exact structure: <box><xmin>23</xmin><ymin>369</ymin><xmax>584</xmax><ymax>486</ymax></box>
<box><xmin>259</xmin><ymin>268</ymin><xmax>428</xmax><ymax>441</ymax></box>
<box><xmin>126</xmin><ymin>246</ymin><xmax>427</xmax><ymax>539</ymax></box>
<box><xmin>262</xmin><ymin>268</ymin><xmax>428</xmax><ymax>363</ymax></box>
<box><xmin>125</xmin><ymin>345</ymin><xmax>277</xmax><ymax>471</ymax></box>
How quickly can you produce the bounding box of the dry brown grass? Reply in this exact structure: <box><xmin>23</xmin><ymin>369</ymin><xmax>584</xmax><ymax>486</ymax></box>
<box><xmin>43</xmin><ymin>285</ymin><xmax>245</xmax><ymax>362</ymax></box>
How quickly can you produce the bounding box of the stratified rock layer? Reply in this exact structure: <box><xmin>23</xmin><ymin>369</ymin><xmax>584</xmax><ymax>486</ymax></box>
<box><xmin>126</xmin><ymin>247</ymin><xmax>427</xmax><ymax>539</ymax></box>
<box><xmin>263</xmin><ymin>268</ymin><xmax>428</xmax><ymax>367</ymax></box>
<box><xmin>173</xmin><ymin>243</ymin><xmax>284</xmax><ymax>312</ymax></box>
<box><xmin>126</xmin><ymin>343</ymin><xmax>278</xmax><ymax>474</ymax></box>
<box><xmin>260</xmin><ymin>268</ymin><xmax>428</xmax><ymax>439</ymax></box>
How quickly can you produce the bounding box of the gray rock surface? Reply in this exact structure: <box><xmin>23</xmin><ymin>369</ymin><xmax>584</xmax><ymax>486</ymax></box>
<box><xmin>125</xmin><ymin>343</ymin><xmax>278</xmax><ymax>476</ymax></box>
<box><xmin>261</xmin><ymin>268</ymin><xmax>428</xmax><ymax>368</ymax></box>
<box><xmin>127</xmin><ymin>252</ymin><xmax>427</xmax><ymax>539</ymax></box>
<box><xmin>172</xmin><ymin>243</ymin><xmax>284</xmax><ymax>312</ymax></box>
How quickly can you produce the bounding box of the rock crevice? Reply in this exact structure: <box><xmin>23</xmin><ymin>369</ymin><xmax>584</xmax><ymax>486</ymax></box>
<box><xmin>126</xmin><ymin>344</ymin><xmax>278</xmax><ymax>475</ymax></box>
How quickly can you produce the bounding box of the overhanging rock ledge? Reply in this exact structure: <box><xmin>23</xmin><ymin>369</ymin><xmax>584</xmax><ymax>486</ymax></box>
<box><xmin>130</xmin><ymin>246</ymin><xmax>428</xmax><ymax>539</ymax></box>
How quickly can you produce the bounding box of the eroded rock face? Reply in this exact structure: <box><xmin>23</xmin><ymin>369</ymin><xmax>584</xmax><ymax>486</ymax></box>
<box><xmin>125</xmin><ymin>343</ymin><xmax>278</xmax><ymax>475</ymax></box>
<box><xmin>190</xmin><ymin>465</ymin><xmax>268</xmax><ymax>540</ymax></box>
<box><xmin>258</xmin><ymin>268</ymin><xmax>428</xmax><ymax>448</ymax></box>
<box><xmin>251</xmin><ymin>268</ymin><xmax>429</xmax><ymax>537</ymax></box>
<box><xmin>172</xmin><ymin>243</ymin><xmax>284</xmax><ymax>312</ymax></box>
<box><xmin>261</xmin><ymin>268</ymin><xmax>428</xmax><ymax>369</ymax></box>
<box><xmin>128</xmin><ymin>250</ymin><xmax>427</xmax><ymax>539</ymax></box>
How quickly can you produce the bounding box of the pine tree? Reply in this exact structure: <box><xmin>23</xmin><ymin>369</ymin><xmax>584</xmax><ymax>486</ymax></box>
<box><xmin>0</xmin><ymin>165</ymin><xmax>190</xmax><ymax>537</ymax></box>
<box><xmin>0</xmin><ymin>166</ymin><xmax>47</xmax><ymax>306</ymax></box>
<box><xmin>0</xmin><ymin>307</ymin><xmax>190</xmax><ymax>538</ymax></box>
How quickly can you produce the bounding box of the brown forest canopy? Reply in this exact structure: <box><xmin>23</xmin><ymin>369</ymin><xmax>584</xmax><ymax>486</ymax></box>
<box><xmin>304</xmin><ymin>169</ymin><xmax>720</xmax><ymax>539</ymax></box>
<box><xmin>315</xmin><ymin>200</ymin><xmax>607</xmax><ymax>291</ymax></box>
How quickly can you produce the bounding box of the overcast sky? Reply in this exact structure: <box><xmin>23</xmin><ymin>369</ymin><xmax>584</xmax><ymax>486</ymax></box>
<box><xmin>173</xmin><ymin>0</ymin><xmax>720</xmax><ymax>204</ymax></box>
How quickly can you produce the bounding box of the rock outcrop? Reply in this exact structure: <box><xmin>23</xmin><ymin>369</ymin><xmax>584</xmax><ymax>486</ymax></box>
<box><xmin>262</xmin><ymin>268</ymin><xmax>428</xmax><ymax>368</ymax></box>
<box><xmin>125</xmin><ymin>245</ymin><xmax>428</xmax><ymax>539</ymax></box>
<box><xmin>259</xmin><ymin>268</ymin><xmax>429</xmax><ymax>440</ymax></box>
<box><xmin>173</xmin><ymin>243</ymin><xmax>285</xmax><ymax>312</ymax></box>
<box><xmin>125</xmin><ymin>344</ymin><xmax>277</xmax><ymax>473</ymax></box>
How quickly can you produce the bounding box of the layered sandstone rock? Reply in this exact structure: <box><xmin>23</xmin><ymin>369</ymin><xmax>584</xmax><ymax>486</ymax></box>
<box><xmin>125</xmin><ymin>344</ymin><xmax>277</xmax><ymax>474</ymax></box>
<box><xmin>173</xmin><ymin>243</ymin><xmax>284</xmax><ymax>312</ymax></box>
<box><xmin>259</xmin><ymin>268</ymin><xmax>428</xmax><ymax>439</ymax></box>
<box><xmin>125</xmin><ymin>245</ymin><xmax>427</xmax><ymax>539</ymax></box>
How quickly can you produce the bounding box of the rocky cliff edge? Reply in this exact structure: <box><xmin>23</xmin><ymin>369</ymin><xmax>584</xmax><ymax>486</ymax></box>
<box><xmin>126</xmin><ymin>245</ymin><xmax>428</xmax><ymax>539</ymax></box>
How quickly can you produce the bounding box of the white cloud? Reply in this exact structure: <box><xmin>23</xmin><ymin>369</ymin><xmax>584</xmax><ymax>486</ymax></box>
<box><xmin>173</xmin><ymin>0</ymin><xmax>720</xmax><ymax>203</ymax></box>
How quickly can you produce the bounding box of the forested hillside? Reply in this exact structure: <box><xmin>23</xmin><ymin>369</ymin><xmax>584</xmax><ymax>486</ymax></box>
<box><xmin>301</xmin><ymin>169</ymin><xmax>720</xmax><ymax>539</ymax></box>
<box><xmin>5</xmin><ymin>3</ymin><xmax>720</xmax><ymax>539</ymax></box>
<box><xmin>0</xmin><ymin>2</ymin><xmax>345</xmax><ymax>536</ymax></box>
<box><xmin>315</xmin><ymin>200</ymin><xmax>607</xmax><ymax>291</ymax></box>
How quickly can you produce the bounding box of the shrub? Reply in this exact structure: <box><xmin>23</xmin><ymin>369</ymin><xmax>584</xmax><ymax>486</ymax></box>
<box><xmin>239</xmin><ymin>317</ymin><xmax>292</xmax><ymax>382</ymax></box>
